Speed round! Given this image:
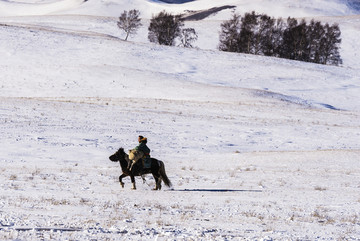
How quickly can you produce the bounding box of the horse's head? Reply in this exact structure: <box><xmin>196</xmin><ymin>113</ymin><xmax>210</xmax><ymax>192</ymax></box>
<box><xmin>109</xmin><ymin>147</ymin><xmax>126</xmax><ymax>162</ymax></box>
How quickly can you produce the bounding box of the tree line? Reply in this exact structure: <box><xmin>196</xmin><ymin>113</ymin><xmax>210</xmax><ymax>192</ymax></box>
<box><xmin>117</xmin><ymin>9</ymin><xmax>342</xmax><ymax>66</ymax></box>
<box><xmin>118</xmin><ymin>9</ymin><xmax>198</xmax><ymax>48</ymax></box>
<box><xmin>219</xmin><ymin>12</ymin><xmax>342</xmax><ymax>65</ymax></box>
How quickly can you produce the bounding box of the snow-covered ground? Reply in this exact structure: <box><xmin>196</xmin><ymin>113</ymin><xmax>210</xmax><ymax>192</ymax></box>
<box><xmin>0</xmin><ymin>0</ymin><xmax>359</xmax><ymax>240</ymax></box>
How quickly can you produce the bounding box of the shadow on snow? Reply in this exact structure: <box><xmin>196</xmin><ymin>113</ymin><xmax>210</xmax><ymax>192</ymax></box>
<box><xmin>168</xmin><ymin>189</ymin><xmax>263</xmax><ymax>193</ymax></box>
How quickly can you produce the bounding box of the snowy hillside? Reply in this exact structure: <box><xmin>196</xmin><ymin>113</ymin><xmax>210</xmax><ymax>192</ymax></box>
<box><xmin>0</xmin><ymin>0</ymin><xmax>359</xmax><ymax>240</ymax></box>
<box><xmin>1</xmin><ymin>0</ymin><xmax>359</xmax><ymax>18</ymax></box>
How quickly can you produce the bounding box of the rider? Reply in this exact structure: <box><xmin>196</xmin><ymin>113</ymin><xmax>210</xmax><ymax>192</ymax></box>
<box><xmin>130</xmin><ymin>136</ymin><xmax>151</xmax><ymax>171</ymax></box>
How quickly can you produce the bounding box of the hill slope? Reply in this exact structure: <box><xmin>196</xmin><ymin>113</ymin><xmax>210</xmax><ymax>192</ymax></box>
<box><xmin>0</xmin><ymin>0</ymin><xmax>359</xmax><ymax>240</ymax></box>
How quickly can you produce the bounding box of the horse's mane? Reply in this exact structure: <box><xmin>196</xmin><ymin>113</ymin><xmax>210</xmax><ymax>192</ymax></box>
<box><xmin>117</xmin><ymin>148</ymin><xmax>129</xmax><ymax>160</ymax></box>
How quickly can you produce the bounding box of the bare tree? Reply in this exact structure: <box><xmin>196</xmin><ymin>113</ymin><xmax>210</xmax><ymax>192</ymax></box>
<box><xmin>148</xmin><ymin>11</ymin><xmax>184</xmax><ymax>46</ymax></box>
<box><xmin>321</xmin><ymin>23</ymin><xmax>342</xmax><ymax>65</ymax></box>
<box><xmin>219</xmin><ymin>13</ymin><xmax>241</xmax><ymax>52</ymax></box>
<box><xmin>179</xmin><ymin>28</ymin><xmax>198</xmax><ymax>48</ymax></box>
<box><xmin>117</xmin><ymin>9</ymin><xmax>142</xmax><ymax>41</ymax></box>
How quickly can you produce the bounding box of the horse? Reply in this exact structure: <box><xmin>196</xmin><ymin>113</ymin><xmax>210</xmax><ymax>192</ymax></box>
<box><xmin>109</xmin><ymin>147</ymin><xmax>172</xmax><ymax>190</ymax></box>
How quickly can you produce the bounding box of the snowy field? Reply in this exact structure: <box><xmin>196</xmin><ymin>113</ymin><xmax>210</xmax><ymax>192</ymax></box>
<box><xmin>0</xmin><ymin>0</ymin><xmax>360</xmax><ymax>240</ymax></box>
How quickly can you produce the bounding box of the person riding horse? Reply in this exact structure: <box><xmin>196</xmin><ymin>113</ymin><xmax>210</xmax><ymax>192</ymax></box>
<box><xmin>128</xmin><ymin>135</ymin><xmax>151</xmax><ymax>172</ymax></box>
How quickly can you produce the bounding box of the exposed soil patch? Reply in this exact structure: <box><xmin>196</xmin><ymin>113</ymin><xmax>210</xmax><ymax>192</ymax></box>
<box><xmin>158</xmin><ymin>0</ymin><xmax>195</xmax><ymax>3</ymax></box>
<box><xmin>181</xmin><ymin>5</ymin><xmax>236</xmax><ymax>21</ymax></box>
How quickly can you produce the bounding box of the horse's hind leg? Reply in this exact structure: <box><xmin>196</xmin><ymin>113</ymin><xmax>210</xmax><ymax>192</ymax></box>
<box><xmin>156</xmin><ymin>179</ymin><xmax>162</xmax><ymax>190</ymax></box>
<box><xmin>153</xmin><ymin>174</ymin><xmax>162</xmax><ymax>190</ymax></box>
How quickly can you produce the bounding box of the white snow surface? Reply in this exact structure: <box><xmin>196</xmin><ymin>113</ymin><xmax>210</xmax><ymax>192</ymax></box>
<box><xmin>0</xmin><ymin>0</ymin><xmax>359</xmax><ymax>240</ymax></box>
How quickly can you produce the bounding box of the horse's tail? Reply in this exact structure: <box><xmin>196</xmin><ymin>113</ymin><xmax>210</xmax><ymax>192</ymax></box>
<box><xmin>159</xmin><ymin>161</ymin><xmax>172</xmax><ymax>188</ymax></box>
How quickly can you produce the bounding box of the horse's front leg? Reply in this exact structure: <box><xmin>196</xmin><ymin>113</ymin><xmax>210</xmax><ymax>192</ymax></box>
<box><xmin>130</xmin><ymin>174</ymin><xmax>136</xmax><ymax>190</ymax></box>
<box><xmin>119</xmin><ymin>174</ymin><xmax>127</xmax><ymax>188</ymax></box>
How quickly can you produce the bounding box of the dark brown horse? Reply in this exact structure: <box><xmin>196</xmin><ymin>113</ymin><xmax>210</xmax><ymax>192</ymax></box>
<box><xmin>109</xmin><ymin>147</ymin><xmax>172</xmax><ymax>190</ymax></box>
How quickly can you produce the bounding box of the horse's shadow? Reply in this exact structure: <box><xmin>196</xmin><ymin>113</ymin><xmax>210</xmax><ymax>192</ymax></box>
<box><xmin>168</xmin><ymin>189</ymin><xmax>262</xmax><ymax>193</ymax></box>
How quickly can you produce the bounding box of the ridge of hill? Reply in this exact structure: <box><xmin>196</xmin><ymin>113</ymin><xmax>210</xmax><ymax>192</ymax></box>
<box><xmin>0</xmin><ymin>0</ymin><xmax>360</xmax><ymax>240</ymax></box>
<box><xmin>1</xmin><ymin>0</ymin><xmax>358</xmax><ymax>18</ymax></box>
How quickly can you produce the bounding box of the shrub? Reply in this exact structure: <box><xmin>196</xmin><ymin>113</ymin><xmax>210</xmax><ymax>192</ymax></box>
<box><xmin>148</xmin><ymin>11</ymin><xmax>184</xmax><ymax>46</ymax></box>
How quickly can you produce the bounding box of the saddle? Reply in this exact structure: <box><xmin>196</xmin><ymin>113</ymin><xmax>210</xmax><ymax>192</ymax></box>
<box><xmin>142</xmin><ymin>157</ymin><xmax>151</xmax><ymax>169</ymax></box>
<box><xmin>128</xmin><ymin>150</ymin><xmax>151</xmax><ymax>170</ymax></box>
